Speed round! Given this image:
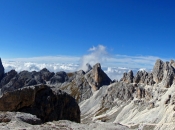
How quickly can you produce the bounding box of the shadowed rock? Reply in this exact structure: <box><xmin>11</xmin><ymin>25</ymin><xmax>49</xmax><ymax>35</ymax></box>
<box><xmin>0</xmin><ymin>85</ymin><xmax>80</xmax><ymax>123</ymax></box>
<box><xmin>50</xmin><ymin>71</ymin><xmax>68</xmax><ymax>84</ymax></box>
<box><xmin>0</xmin><ymin>70</ymin><xmax>17</xmax><ymax>88</ymax></box>
<box><xmin>0</xmin><ymin>58</ymin><xmax>4</xmax><ymax>81</ymax></box>
<box><xmin>0</xmin><ymin>69</ymin><xmax>55</xmax><ymax>93</ymax></box>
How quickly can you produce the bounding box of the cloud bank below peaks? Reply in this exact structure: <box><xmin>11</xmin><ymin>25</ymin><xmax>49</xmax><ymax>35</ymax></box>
<box><xmin>2</xmin><ymin>45</ymin><xmax>167</xmax><ymax>80</ymax></box>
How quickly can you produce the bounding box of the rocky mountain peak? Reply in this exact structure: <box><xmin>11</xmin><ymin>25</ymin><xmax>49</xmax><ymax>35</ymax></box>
<box><xmin>120</xmin><ymin>70</ymin><xmax>134</xmax><ymax>83</ymax></box>
<box><xmin>85</xmin><ymin>63</ymin><xmax>111</xmax><ymax>91</ymax></box>
<box><xmin>0</xmin><ymin>58</ymin><xmax>4</xmax><ymax>81</ymax></box>
<box><xmin>152</xmin><ymin>59</ymin><xmax>175</xmax><ymax>88</ymax></box>
<box><xmin>152</xmin><ymin>59</ymin><xmax>164</xmax><ymax>83</ymax></box>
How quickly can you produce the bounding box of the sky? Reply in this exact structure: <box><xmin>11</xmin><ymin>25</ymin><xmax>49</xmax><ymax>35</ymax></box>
<box><xmin>0</xmin><ymin>0</ymin><xmax>175</xmax><ymax>79</ymax></box>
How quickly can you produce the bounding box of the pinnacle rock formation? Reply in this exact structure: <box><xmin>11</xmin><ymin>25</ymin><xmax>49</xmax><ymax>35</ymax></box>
<box><xmin>85</xmin><ymin>63</ymin><xmax>112</xmax><ymax>91</ymax></box>
<box><xmin>152</xmin><ymin>59</ymin><xmax>175</xmax><ymax>88</ymax></box>
<box><xmin>0</xmin><ymin>58</ymin><xmax>4</xmax><ymax>81</ymax></box>
<box><xmin>134</xmin><ymin>70</ymin><xmax>155</xmax><ymax>85</ymax></box>
<box><xmin>120</xmin><ymin>70</ymin><xmax>134</xmax><ymax>83</ymax></box>
<box><xmin>152</xmin><ymin>59</ymin><xmax>164</xmax><ymax>83</ymax></box>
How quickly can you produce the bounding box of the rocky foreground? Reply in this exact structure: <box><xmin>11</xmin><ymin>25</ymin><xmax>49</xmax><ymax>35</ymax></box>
<box><xmin>1</xmin><ymin>58</ymin><xmax>175</xmax><ymax>129</ymax></box>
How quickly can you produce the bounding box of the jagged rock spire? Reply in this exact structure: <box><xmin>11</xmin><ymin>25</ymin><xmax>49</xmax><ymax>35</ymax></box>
<box><xmin>152</xmin><ymin>59</ymin><xmax>175</xmax><ymax>88</ymax></box>
<box><xmin>0</xmin><ymin>58</ymin><xmax>4</xmax><ymax>80</ymax></box>
<box><xmin>85</xmin><ymin>63</ymin><xmax>112</xmax><ymax>91</ymax></box>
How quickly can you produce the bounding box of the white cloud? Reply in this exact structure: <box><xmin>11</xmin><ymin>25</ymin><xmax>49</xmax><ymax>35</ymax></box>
<box><xmin>79</xmin><ymin>45</ymin><xmax>109</xmax><ymax>71</ymax></box>
<box><xmin>1</xmin><ymin>45</ymin><xmax>170</xmax><ymax>80</ymax></box>
<box><xmin>2</xmin><ymin>61</ymin><xmax>78</xmax><ymax>73</ymax></box>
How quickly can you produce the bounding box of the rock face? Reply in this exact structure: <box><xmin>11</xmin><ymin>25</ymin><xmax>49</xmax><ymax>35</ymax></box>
<box><xmin>0</xmin><ymin>70</ymin><xmax>17</xmax><ymax>89</ymax></box>
<box><xmin>0</xmin><ymin>61</ymin><xmax>111</xmax><ymax>103</ymax></box>
<box><xmin>50</xmin><ymin>63</ymin><xmax>111</xmax><ymax>103</ymax></box>
<box><xmin>134</xmin><ymin>70</ymin><xmax>155</xmax><ymax>85</ymax></box>
<box><xmin>121</xmin><ymin>59</ymin><xmax>175</xmax><ymax>87</ymax></box>
<box><xmin>152</xmin><ymin>59</ymin><xmax>164</xmax><ymax>83</ymax></box>
<box><xmin>0</xmin><ymin>85</ymin><xmax>80</xmax><ymax>123</ymax></box>
<box><xmin>120</xmin><ymin>70</ymin><xmax>134</xmax><ymax>83</ymax></box>
<box><xmin>60</xmin><ymin>70</ymin><xmax>92</xmax><ymax>103</ymax></box>
<box><xmin>161</xmin><ymin>61</ymin><xmax>175</xmax><ymax>88</ymax></box>
<box><xmin>50</xmin><ymin>71</ymin><xmax>68</xmax><ymax>84</ymax></box>
<box><xmin>0</xmin><ymin>68</ymin><xmax>55</xmax><ymax>93</ymax></box>
<box><xmin>0</xmin><ymin>58</ymin><xmax>4</xmax><ymax>81</ymax></box>
<box><xmin>152</xmin><ymin>59</ymin><xmax>175</xmax><ymax>88</ymax></box>
<box><xmin>85</xmin><ymin>63</ymin><xmax>111</xmax><ymax>91</ymax></box>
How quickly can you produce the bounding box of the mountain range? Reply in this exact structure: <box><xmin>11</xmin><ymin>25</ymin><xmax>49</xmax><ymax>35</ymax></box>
<box><xmin>0</xmin><ymin>58</ymin><xmax>175</xmax><ymax>130</ymax></box>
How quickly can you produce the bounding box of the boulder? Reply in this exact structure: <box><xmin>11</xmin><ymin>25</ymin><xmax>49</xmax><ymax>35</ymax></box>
<box><xmin>0</xmin><ymin>58</ymin><xmax>4</xmax><ymax>81</ymax></box>
<box><xmin>0</xmin><ymin>112</ymin><xmax>42</xmax><ymax>125</ymax></box>
<box><xmin>0</xmin><ymin>85</ymin><xmax>80</xmax><ymax>123</ymax></box>
<box><xmin>85</xmin><ymin>63</ymin><xmax>111</xmax><ymax>91</ymax></box>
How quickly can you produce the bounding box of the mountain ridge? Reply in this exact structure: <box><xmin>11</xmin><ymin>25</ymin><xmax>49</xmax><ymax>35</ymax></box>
<box><xmin>1</xmin><ymin>58</ymin><xmax>175</xmax><ymax>129</ymax></box>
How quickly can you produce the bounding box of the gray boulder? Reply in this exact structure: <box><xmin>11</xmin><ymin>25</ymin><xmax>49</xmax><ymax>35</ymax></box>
<box><xmin>0</xmin><ymin>112</ymin><xmax>42</xmax><ymax>125</ymax></box>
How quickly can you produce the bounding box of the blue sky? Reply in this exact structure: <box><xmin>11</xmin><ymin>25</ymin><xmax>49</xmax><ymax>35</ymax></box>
<box><xmin>0</xmin><ymin>0</ymin><xmax>175</xmax><ymax>59</ymax></box>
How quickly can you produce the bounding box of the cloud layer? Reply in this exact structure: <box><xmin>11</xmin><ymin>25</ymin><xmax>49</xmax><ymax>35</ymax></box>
<box><xmin>2</xmin><ymin>45</ymin><xmax>167</xmax><ymax>80</ymax></box>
